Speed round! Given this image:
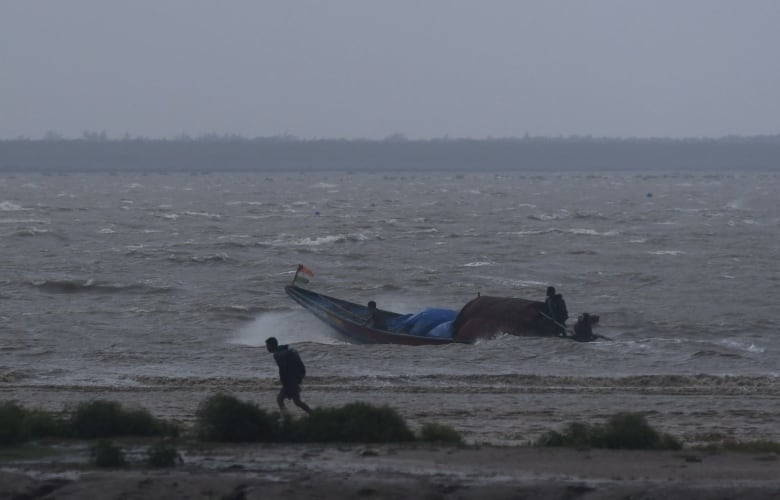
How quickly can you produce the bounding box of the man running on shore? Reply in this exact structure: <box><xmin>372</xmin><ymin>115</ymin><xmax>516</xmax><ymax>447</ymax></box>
<box><xmin>265</xmin><ymin>337</ymin><xmax>312</xmax><ymax>414</ymax></box>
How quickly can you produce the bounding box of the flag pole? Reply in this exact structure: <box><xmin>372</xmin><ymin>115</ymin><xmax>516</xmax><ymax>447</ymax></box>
<box><xmin>291</xmin><ymin>264</ymin><xmax>301</xmax><ymax>286</ymax></box>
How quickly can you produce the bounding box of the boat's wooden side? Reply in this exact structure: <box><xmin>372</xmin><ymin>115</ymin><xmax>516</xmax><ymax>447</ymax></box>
<box><xmin>285</xmin><ymin>285</ymin><xmax>456</xmax><ymax>345</ymax></box>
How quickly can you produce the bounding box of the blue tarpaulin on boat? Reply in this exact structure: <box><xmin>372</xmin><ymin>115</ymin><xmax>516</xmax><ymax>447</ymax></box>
<box><xmin>426</xmin><ymin>320</ymin><xmax>454</xmax><ymax>338</ymax></box>
<box><xmin>399</xmin><ymin>308</ymin><xmax>458</xmax><ymax>336</ymax></box>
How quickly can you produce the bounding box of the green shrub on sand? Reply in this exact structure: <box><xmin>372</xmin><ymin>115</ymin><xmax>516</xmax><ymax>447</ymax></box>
<box><xmin>536</xmin><ymin>413</ymin><xmax>682</xmax><ymax>450</ymax></box>
<box><xmin>418</xmin><ymin>422</ymin><xmax>463</xmax><ymax>444</ymax></box>
<box><xmin>70</xmin><ymin>400</ymin><xmax>178</xmax><ymax>439</ymax></box>
<box><xmin>196</xmin><ymin>394</ymin><xmax>277</xmax><ymax>442</ymax></box>
<box><xmin>22</xmin><ymin>409</ymin><xmax>67</xmax><ymax>439</ymax></box>
<box><xmin>0</xmin><ymin>402</ymin><xmax>66</xmax><ymax>445</ymax></box>
<box><xmin>0</xmin><ymin>402</ymin><xmax>27</xmax><ymax>445</ymax></box>
<box><xmin>295</xmin><ymin>402</ymin><xmax>415</xmax><ymax>443</ymax></box>
<box><xmin>146</xmin><ymin>440</ymin><xmax>181</xmax><ymax>467</ymax></box>
<box><xmin>195</xmin><ymin>396</ymin><xmax>417</xmax><ymax>444</ymax></box>
<box><xmin>90</xmin><ymin>440</ymin><xmax>126</xmax><ymax>467</ymax></box>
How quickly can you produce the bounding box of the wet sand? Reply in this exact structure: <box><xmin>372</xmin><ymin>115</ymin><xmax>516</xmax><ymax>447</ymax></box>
<box><xmin>2</xmin><ymin>445</ymin><xmax>780</xmax><ymax>499</ymax></box>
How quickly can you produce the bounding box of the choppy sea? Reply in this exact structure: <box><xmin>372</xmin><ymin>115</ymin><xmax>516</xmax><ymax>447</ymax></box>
<box><xmin>1</xmin><ymin>171</ymin><xmax>778</xmax><ymax>443</ymax></box>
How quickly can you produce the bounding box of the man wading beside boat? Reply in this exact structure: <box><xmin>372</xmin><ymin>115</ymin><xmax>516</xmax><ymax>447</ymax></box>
<box><xmin>265</xmin><ymin>337</ymin><xmax>312</xmax><ymax>414</ymax></box>
<box><xmin>545</xmin><ymin>286</ymin><xmax>569</xmax><ymax>335</ymax></box>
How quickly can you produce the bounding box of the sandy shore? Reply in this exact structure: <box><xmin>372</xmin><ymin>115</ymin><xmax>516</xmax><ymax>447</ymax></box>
<box><xmin>3</xmin><ymin>378</ymin><xmax>780</xmax><ymax>498</ymax></box>
<box><xmin>2</xmin><ymin>444</ymin><xmax>780</xmax><ymax>499</ymax></box>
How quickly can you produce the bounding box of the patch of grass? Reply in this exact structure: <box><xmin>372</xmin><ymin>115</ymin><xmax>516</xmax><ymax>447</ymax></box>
<box><xmin>0</xmin><ymin>402</ymin><xmax>67</xmax><ymax>445</ymax></box>
<box><xmin>0</xmin><ymin>402</ymin><xmax>27</xmax><ymax>446</ymax></box>
<box><xmin>0</xmin><ymin>445</ymin><xmax>62</xmax><ymax>461</ymax></box>
<box><xmin>294</xmin><ymin>402</ymin><xmax>415</xmax><ymax>443</ymax></box>
<box><xmin>90</xmin><ymin>440</ymin><xmax>126</xmax><ymax>467</ymax></box>
<box><xmin>535</xmin><ymin>413</ymin><xmax>682</xmax><ymax>450</ymax></box>
<box><xmin>146</xmin><ymin>440</ymin><xmax>181</xmax><ymax>467</ymax></box>
<box><xmin>70</xmin><ymin>400</ymin><xmax>178</xmax><ymax>439</ymax></box>
<box><xmin>23</xmin><ymin>409</ymin><xmax>68</xmax><ymax>439</ymax></box>
<box><xmin>196</xmin><ymin>394</ymin><xmax>276</xmax><ymax>442</ymax></box>
<box><xmin>418</xmin><ymin>422</ymin><xmax>463</xmax><ymax>445</ymax></box>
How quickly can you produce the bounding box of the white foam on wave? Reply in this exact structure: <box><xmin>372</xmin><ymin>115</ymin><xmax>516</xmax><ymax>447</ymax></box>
<box><xmin>268</xmin><ymin>233</ymin><xmax>369</xmax><ymax>246</ymax></box>
<box><xmin>182</xmin><ymin>211</ymin><xmax>222</xmax><ymax>218</ymax></box>
<box><xmin>647</xmin><ymin>250</ymin><xmax>686</xmax><ymax>255</ymax></box>
<box><xmin>463</xmin><ymin>261</ymin><xmax>494</xmax><ymax>267</ymax></box>
<box><xmin>0</xmin><ymin>201</ymin><xmax>24</xmax><ymax>211</ymax></box>
<box><xmin>718</xmin><ymin>339</ymin><xmax>765</xmax><ymax>354</ymax></box>
<box><xmin>568</xmin><ymin>228</ymin><xmax>619</xmax><ymax>236</ymax></box>
<box><xmin>528</xmin><ymin>213</ymin><xmax>564</xmax><ymax>221</ymax></box>
<box><xmin>295</xmin><ymin>235</ymin><xmax>345</xmax><ymax>246</ymax></box>
<box><xmin>226</xmin><ymin>200</ymin><xmax>265</xmax><ymax>206</ymax></box>
<box><xmin>0</xmin><ymin>218</ymin><xmax>48</xmax><ymax>224</ymax></box>
<box><xmin>229</xmin><ymin>311</ymin><xmax>343</xmax><ymax>347</ymax></box>
<box><xmin>725</xmin><ymin>199</ymin><xmax>744</xmax><ymax>210</ymax></box>
<box><xmin>499</xmin><ymin>229</ymin><xmax>552</xmax><ymax>236</ymax></box>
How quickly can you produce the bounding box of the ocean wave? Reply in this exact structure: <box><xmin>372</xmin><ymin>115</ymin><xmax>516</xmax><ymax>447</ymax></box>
<box><xmin>28</xmin><ymin>278</ymin><xmax>175</xmax><ymax>294</ymax></box>
<box><xmin>214</xmin><ymin>239</ymin><xmax>253</xmax><ymax>249</ymax></box>
<box><xmin>14</xmin><ymin>227</ymin><xmax>58</xmax><ymax>238</ymax></box>
<box><xmin>691</xmin><ymin>350</ymin><xmax>745</xmax><ymax>360</ymax></box>
<box><xmin>527</xmin><ymin>213</ymin><xmax>566</xmax><ymax>221</ymax></box>
<box><xmin>573</xmin><ymin>211</ymin><xmax>608</xmax><ymax>220</ymax></box>
<box><xmin>499</xmin><ymin>228</ymin><xmax>617</xmax><ymax>237</ymax></box>
<box><xmin>181</xmin><ymin>210</ymin><xmax>222</xmax><ymax>219</ymax></box>
<box><xmin>0</xmin><ymin>218</ymin><xmax>49</xmax><ymax>225</ymax></box>
<box><xmin>718</xmin><ymin>340</ymin><xmax>765</xmax><ymax>354</ymax></box>
<box><xmin>207</xmin><ymin>304</ymin><xmax>270</xmax><ymax>320</ymax></box>
<box><xmin>155</xmin><ymin>212</ymin><xmax>179</xmax><ymax>220</ymax></box>
<box><xmin>0</xmin><ymin>201</ymin><xmax>25</xmax><ymax>211</ymax></box>
<box><xmin>567</xmin><ymin>228</ymin><xmax>619</xmax><ymax>236</ymax></box>
<box><xmin>165</xmin><ymin>252</ymin><xmax>232</xmax><ymax>264</ymax></box>
<box><xmin>265</xmin><ymin>233</ymin><xmax>369</xmax><ymax>247</ymax></box>
<box><xmin>0</xmin><ymin>370</ymin><xmax>28</xmax><ymax>382</ymax></box>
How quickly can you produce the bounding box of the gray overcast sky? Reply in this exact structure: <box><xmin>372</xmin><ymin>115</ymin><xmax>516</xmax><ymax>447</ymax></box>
<box><xmin>2</xmin><ymin>1</ymin><xmax>780</xmax><ymax>140</ymax></box>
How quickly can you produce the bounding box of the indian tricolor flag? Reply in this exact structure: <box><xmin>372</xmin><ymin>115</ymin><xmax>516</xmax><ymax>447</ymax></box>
<box><xmin>293</xmin><ymin>264</ymin><xmax>315</xmax><ymax>285</ymax></box>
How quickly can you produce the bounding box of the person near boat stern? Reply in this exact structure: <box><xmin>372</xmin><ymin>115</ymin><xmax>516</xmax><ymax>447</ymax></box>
<box><xmin>365</xmin><ymin>300</ymin><xmax>388</xmax><ymax>330</ymax></box>
<box><xmin>545</xmin><ymin>286</ymin><xmax>568</xmax><ymax>335</ymax></box>
<box><xmin>265</xmin><ymin>337</ymin><xmax>312</xmax><ymax>414</ymax></box>
<box><xmin>573</xmin><ymin>313</ymin><xmax>597</xmax><ymax>342</ymax></box>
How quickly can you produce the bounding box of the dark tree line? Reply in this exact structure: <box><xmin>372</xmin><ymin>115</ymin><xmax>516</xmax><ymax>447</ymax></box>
<box><xmin>1</xmin><ymin>135</ymin><xmax>779</xmax><ymax>172</ymax></box>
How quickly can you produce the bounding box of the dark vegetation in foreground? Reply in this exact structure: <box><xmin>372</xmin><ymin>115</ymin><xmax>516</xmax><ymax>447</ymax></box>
<box><xmin>535</xmin><ymin>413</ymin><xmax>682</xmax><ymax>450</ymax></box>
<box><xmin>3</xmin><ymin>135</ymin><xmax>780</xmax><ymax>172</ymax></box>
<box><xmin>0</xmin><ymin>396</ymin><xmax>461</xmax><ymax>447</ymax></box>
<box><xmin>4</xmin><ymin>396</ymin><xmax>776</xmax><ymax>469</ymax></box>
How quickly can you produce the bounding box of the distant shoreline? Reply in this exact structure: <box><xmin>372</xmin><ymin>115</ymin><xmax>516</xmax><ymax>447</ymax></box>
<box><xmin>2</xmin><ymin>136</ymin><xmax>780</xmax><ymax>172</ymax></box>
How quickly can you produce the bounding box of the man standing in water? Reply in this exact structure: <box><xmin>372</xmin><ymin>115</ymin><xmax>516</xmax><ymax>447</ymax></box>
<box><xmin>545</xmin><ymin>286</ymin><xmax>569</xmax><ymax>335</ymax></box>
<box><xmin>265</xmin><ymin>337</ymin><xmax>312</xmax><ymax>414</ymax></box>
